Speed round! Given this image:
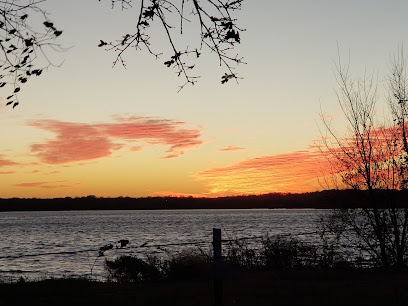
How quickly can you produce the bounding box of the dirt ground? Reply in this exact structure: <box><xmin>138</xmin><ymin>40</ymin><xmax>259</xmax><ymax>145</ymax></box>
<box><xmin>1</xmin><ymin>269</ymin><xmax>408</xmax><ymax>305</ymax></box>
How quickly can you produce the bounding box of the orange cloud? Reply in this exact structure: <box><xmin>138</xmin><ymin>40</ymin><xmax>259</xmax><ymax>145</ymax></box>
<box><xmin>14</xmin><ymin>181</ymin><xmax>80</xmax><ymax>189</ymax></box>
<box><xmin>218</xmin><ymin>145</ymin><xmax>245</xmax><ymax>152</ymax></box>
<box><xmin>130</xmin><ymin>146</ymin><xmax>144</xmax><ymax>152</ymax></box>
<box><xmin>316</xmin><ymin>124</ymin><xmax>408</xmax><ymax>190</ymax></box>
<box><xmin>28</xmin><ymin>117</ymin><xmax>202</xmax><ymax>164</ymax></box>
<box><xmin>153</xmin><ymin>191</ymin><xmax>199</xmax><ymax>197</ymax></box>
<box><xmin>0</xmin><ymin>155</ymin><xmax>18</xmax><ymax>167</ymax></box>
<box><xmin>196</xmin><ymin>149</ymin><xmax>329</xmax><ymax>196</ymax></box>
<box><xmin>0</xmin><ymin>171</ymin><xmax>15</xmax><ymax>174</ymax></box>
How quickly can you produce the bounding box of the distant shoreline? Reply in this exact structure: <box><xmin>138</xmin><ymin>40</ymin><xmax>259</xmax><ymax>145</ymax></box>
<box><xmin>1</xmin><ymin>189</ymin><xmax>408</xmax><ymax>212</ymax></box>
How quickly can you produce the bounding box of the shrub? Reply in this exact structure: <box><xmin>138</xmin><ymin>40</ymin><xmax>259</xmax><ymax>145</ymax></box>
<box><xmin>105</xmin><ymin>255</ymin><xmax>162</xmax><ymax>283</ymax></box>
<box><xmin>162</xmin><ymin>250</ymin><xmax>211</xmax><ymax>281</ymax></box>
<box><xmin>104</xmin><ymin>235</ymin><xmax>358</xmax><ymax>283</ymax></box>
<box><xmin>260</xmin><ymin>236</ymin><xmax>317</xmax><ymax>269</ymax></box>
<box><xmin>224</xmin><ymin>239</ymin><xmax>260</xmax><ymax>269</ymax></box>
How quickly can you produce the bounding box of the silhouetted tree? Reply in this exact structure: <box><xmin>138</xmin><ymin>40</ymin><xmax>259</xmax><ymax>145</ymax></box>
<box><xmin>319</xmin><ymin>49</ymin><xmax>408</xmax><ymax>267</ymax></box>
<box><xmin>99</xmin><ymin>0</ymin><xmax>245</xmax><ymax>91</ymax></box>
<box><xmin>2</xmin><ymin>1</ymin><xmax>245</xmax><ymax>107</ymax></box>
<box><xmin>0</xmin><ymin>0</ymin><xmax>64</xmax><ymax>108</ymax></box>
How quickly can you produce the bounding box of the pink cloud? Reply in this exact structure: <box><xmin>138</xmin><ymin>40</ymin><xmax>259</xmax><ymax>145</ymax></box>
<box><xmin>29</xmin><ymin>121</ymin><xmax>119</xmax><ymax>164</ymax></box>
<box><xmin>28</xmin><ymin>117</ymin><xmax>202</xmax><ymax>164</ymax></box>
<box><xmin>218</xmin><ymin>145</ymin><xmax>245</xmax><ymax>152</ymax></box>
<box><xmin>0</xmin><ymin>171</ymin><xmax>15</xmax><ymax>174</ymax></box>
<box><xmin>101</xmin><ymin>118</ymin><xmax>202</xmax><ymax>155</ymax></box>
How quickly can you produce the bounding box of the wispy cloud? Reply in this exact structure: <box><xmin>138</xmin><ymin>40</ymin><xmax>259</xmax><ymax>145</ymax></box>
<box><xmin>0</xmin><ymin>155</ymin><xmax>19</xmax><ymax>167</ymax></box>
<box><xmin>153</xmin><ymin>190</ymin><xmax>200</xmax><ymax>197</ymax></box>
<box><xmin>29</xmin><ymin>121</ymin><xmax>119</xmax><ymax>164</ymax></box>
<box><xmin>196</xmin><ymin>149</ymin><xmax>329</xmax><ymax>196</ymax></box>
<box><xmin>0</xmin><ymin>171</ymin><xmax>15</xmax><ymax>175</ymax></box>
<box><xmin>28</xmin><ymin>117</ymin><xmax>203</xmax><ymax>164</ymax></box>
<box><xmin>217</xmin><ymin>145</ymin><xmax>245</xmax><ymax>152</ymax></box>
<box><xmin>14</xmin><ymin>181</ymin><xmax>80</xmax><ymax>189</ymax></box>
<box><xmin>130</xmin><ymin>146</ymin><xmax>144</xmax><ymax>152</ymax></box>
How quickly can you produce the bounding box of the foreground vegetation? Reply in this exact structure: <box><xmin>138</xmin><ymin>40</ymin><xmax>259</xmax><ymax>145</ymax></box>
<box><xmin>2</xmin><ymin>236</ymin><xmax>408</xmax><ymax>305</ymax></box>
<box><xmin>1</xmin><ymin>269</ymin><xmax>408</xmax><ymax>306</ymax></box>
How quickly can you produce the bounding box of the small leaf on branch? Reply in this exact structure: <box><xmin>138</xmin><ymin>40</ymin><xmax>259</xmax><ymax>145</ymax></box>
<box><xmin>222</xmin><ymin>21</ymin><xmax>233</xmax><ymax>30</ymax></box>
<box><xmin>14</xmin><ymin>87</ymin><xmax>20</xmax><ymax>93</ymax></box>
<box><xmin>31</xmin><ymin>69</ymin><xmax>42</xmax><ymax>76</ymax></box>
<box><xmin>225</xmin><ymin>30</ymin><xmax>240</xmax><ymax>43</ymax></box>
<box><xmin>6</xmin><ymin>101</ymin><xmax>13</xmax><ymax>106</ymax></box>
<box><xmin>13</xmin><ymin>102</ymin><xmax>19</xmax><ymax>109</ymax></box>
<box><xmin>221</xmin><ymin>73</ymin><xmax>236</xmax><ymax>84</ymax></box>
<box><xmin>21</xmin><ymin>55</ymin><xmax>29</xmax><ymax>65</ymax></box>
<box><xmin>43</xmin><ymin>21</ymin><xmax>54</xmax><ymax>28</ymax></box>
<box><xmin>24</xmin><ymin>39</ymin><xmax>33</xmax><ymax>47</ymax></box>
<box><xmin>121</xmin><ymin>34</ymin><xmax>130</xmax><ymax>46</ymax></box>
<box><xmin>98</xmin><ymin>40</ymin><xmax>107</xmax><ymax>47</ymax></box>
<box><xmin>164</xmin><ymin>60</ymin><xmax>174</xmax><ymax>67</ymax></box>
<box><xmin>143</xmin><ymin>9</ymin><xmax>154</xmax><ymax>19</ymax></box>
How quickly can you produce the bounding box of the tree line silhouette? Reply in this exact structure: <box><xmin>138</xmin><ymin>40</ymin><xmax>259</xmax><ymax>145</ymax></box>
<box><xmin>2</xmin><ymin>189</ymin><xmax>408</xmax><ymax>211</ymax></box>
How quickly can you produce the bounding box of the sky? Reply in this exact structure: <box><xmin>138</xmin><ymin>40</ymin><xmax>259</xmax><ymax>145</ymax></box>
<box><xmin>1</xmin><ymin>0</ymin><xmax>408</xmax><ymax>198</ymax></box>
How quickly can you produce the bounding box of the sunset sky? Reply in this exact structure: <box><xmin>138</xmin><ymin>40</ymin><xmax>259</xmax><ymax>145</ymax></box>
<box><xmin>1</xmin><ymin>1</ymin><xmax>408</xmax><ymax>198</ymax></box>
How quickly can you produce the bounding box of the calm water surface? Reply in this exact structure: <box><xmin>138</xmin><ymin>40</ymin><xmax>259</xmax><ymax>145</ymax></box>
<box><xmin>0</xmin><ymin>209</ymin><xmax>321</xmax><ymax>281</ymax></box>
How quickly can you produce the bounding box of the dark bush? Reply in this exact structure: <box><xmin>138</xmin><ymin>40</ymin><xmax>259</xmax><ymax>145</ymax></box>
<box><xmin>224</xmin><ymin>239</ymin><xmax>260</xmax><ymax>269</ymax></box>
<box><xmin>104</xmin><ymin>235</ymin><xmax>356</xmax><ymax>283</ymax></box>
<box><xmin>261</xmin><ymin>236</ymin><xmax>317</xmax><ymax>269</ymax></box>
<box><xmin>163</xmin><ymin>250</ymin><xmax>211</xmax><ymax>281</ymax></box>
<box><xmin>105</xmin><ymin>255</ymin><xmax>162</xmax><ymax>283</ymax></box>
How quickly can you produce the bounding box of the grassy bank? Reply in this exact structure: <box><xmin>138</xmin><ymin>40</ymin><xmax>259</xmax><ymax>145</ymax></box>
<box><xmin>1</xmin><ymin>269</ymin><xmax>408</xmax><ymax>305</ymax></box>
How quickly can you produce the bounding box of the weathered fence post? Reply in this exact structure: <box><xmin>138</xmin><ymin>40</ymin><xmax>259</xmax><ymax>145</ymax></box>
<box><xmin>213</xmin><ymin>228</ymin><xmax>223</xmax><ymax>306</ymax></box>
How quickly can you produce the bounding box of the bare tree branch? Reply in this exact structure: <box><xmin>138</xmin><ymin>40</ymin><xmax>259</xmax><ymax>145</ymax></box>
<box><xmin>318</xmin><ymin>48</ymin><xmax>408</xmax><ymax>267</ymax></box>
<box><xmin>99</xmin><ymin>0</ymin><xmax>245</xmax><ymax>91</ymax></box>
<box><xmin>0</xmin><ymin>0</ymin><xmax>65</xmax><ymax>108</ymax></box>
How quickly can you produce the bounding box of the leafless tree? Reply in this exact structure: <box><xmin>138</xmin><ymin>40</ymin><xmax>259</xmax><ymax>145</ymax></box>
<box><xmin>0</xmin><ymin>0</ymin><xmax>64</xmax><ymax>108</ymax></box>
<box><xmin>99</xmin><ymin>0</ymin><xmax>245</xmax><ymax>91</ymax></box>
<box><xmin>2</xmin><ymin>1</ymin><xmax>245</xmax><ymax>107</ymax></box>
<box><xmin>319</xmin><ymin>49</ymin><xmax>408</xmax><ymax>268</ymax></box>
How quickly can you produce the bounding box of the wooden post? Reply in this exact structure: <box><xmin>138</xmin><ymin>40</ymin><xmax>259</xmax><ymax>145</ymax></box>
<box><xmin>213</xmin><ymin>228</ymin><xmax>223</xmax><ymax>306</ymax></box>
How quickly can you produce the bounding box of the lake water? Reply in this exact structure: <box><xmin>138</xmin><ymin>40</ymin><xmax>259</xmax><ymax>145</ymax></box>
<box><xmin>0</xmin><ymin>209</ymin><xmax>321</xmax><ymax>281</ymax></box>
